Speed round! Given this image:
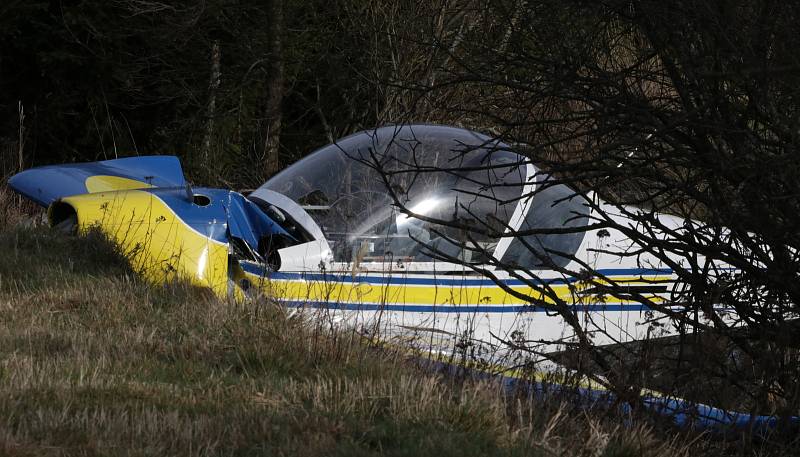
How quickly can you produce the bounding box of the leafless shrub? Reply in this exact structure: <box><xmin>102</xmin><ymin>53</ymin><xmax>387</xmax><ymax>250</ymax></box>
<box><xmin>355</xmin><ymin>0</ymin><xmax>800</xmax><ymax>436</ymax></box>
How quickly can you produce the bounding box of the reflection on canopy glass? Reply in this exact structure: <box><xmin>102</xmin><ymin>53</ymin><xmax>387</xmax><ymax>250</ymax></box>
<box><xmin>264</xmin><ymin>125</ymin><xmax>526</xmax><ymax>264</ymax></box>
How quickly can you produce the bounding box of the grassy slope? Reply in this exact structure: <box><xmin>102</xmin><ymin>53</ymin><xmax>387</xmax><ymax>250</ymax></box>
<box><xmin>0</xmin><ymin>224</ymin><xmax>711</xmax><ymax>456</ymax></box>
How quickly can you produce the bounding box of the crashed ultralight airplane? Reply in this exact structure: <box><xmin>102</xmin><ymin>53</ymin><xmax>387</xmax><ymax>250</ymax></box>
<box><xmin>17</xmin><ymin>124</ymin><xmax>787</xmax><ymax>428</ymax></box>
<box><xmin>10</xmin><ymin>125</ymin><xmax>699</xmax><ymax>361</ymax></box>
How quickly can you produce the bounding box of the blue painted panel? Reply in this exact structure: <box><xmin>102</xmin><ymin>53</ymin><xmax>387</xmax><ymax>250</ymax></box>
<box><xmin>426</xmin><ymin>358</ymin><xmax>797</xmax><ymax>434</ymax></box>
<box><xmin>146</xmin><ymin>187</ymin><xmax>291</xmax><ymax>246</ymax></box>
<box><xmin>9</xmin><ymin>156</ymin><xmax>186</xmax><ymax>206</ymax></box>
<box><xmin>226</xmin><ymin>193</ymin><xmax>294</xmax><ymax>248</ymax></box>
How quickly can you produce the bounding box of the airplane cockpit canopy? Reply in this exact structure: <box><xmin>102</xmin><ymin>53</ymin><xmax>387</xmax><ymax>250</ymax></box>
<box><xmin>258</xmin><ymin>124</ymin><xmax>589</xmax><ymax>269</ymax></box>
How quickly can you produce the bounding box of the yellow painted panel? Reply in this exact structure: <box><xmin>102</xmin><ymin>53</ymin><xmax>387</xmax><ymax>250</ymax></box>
<box><xmin>85</xmin><ymin>175</ymin><xmax>154</xmax><ymax>193</ymax></box>
<box><xmin>61</xmin><ymin>190</ymin><xmax>229</xmax><ymax>296</ymax></box>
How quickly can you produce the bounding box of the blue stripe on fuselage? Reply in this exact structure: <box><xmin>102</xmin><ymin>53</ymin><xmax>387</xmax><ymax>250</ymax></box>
<box><xmin>277</xmin><ymin>299</ymin><xmax>652</xmax><ymax>313</ymax></box>
<box><xmin>240</xmin><ymin>262</ymin><xmax>673</xmax><ymax>287</ymax></box>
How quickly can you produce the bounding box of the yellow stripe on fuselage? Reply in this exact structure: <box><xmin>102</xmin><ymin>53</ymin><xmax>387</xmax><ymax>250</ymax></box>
<box><xmin>243</xmin><ymin>272</ymin><xmax>670</xmax><ymax>307</ymax></box>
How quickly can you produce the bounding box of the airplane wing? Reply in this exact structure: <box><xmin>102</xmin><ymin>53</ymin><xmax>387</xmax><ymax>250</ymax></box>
<box><xmin>8</xmin><ymin>156</ymin><xmax>186</xmax><ymax>207</ymax></box>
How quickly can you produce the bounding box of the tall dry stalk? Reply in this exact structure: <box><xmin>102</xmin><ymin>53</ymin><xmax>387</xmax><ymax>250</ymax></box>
<box><xmin>17</xmin><ymin>101</ymin><xmax>25</xmax><ymax>173</ymax></box>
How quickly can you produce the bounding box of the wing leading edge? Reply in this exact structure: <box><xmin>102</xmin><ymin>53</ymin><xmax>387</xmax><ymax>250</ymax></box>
<box><xmin>8</xmin><ymin>155</ymin><xmax>186</xmax><ymax>207</ymax></box>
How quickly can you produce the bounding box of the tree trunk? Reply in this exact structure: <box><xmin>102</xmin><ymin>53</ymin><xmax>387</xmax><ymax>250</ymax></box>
<box><xmin>202</xmin><ymin>40</ymin><xmax>221</xmax><ymax>166</ymax></box>
<box><xmin>263</xmin><ymin>0</ymin><xmax>284</xmax><ymax>178</ymax></box>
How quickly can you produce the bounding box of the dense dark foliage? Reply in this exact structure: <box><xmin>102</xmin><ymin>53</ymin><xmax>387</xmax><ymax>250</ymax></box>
<box><xmin>1</xmin><ymin>0</ymin><xmax>385</xmax><ymax>186</ymax></box>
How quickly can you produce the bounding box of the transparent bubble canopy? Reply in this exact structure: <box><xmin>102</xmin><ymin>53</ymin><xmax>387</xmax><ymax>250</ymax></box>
<box><xmin>262</xmin><ymin>125</ymin><xmax>529</xmax><ymax>264</ymax></box>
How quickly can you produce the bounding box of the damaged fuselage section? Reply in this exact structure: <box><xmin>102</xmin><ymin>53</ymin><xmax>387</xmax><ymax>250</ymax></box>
<box><xmin>10</xmin><ymin>125</ymin><xmax>688</xmax><ymax>354</ymax></box>
<box><xmin>9</xmin><ymin>155</ymin><xmax>316</xmax><ymax>299</ymax></box>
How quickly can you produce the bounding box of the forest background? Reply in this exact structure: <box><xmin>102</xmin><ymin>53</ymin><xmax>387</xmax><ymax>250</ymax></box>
<box><xmin>1</xmin><ymin>0</ymin><xmax>456</xmax><ymax>186</ymax></box>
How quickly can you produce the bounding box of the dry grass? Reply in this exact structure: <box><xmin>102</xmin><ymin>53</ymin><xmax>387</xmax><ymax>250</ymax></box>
<box><xmin>0</xmin><ymin>185</ymin><xmax>42</xmax><ymax>230</ymax></box>
<box><xmin>0</xmin><ymin>216</ymin><xmax>771</xmax><ymax>456</ymax></box>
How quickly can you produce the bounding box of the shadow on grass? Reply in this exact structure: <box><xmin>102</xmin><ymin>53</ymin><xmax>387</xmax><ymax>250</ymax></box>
<box><xmin>0</xmin><ymin>226</ymin><xmax>132</xmax><ymax>290</ymax></box>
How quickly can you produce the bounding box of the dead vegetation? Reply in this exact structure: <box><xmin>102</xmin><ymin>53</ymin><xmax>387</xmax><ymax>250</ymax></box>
<box><xmin>0</xmin><ymin>201</ymin><xmax>795</xmax><ymax>455</ymax></box>
<box><xmin>0</xmin><ymin>215</ymin><xmax>716</xmax><ymax>456</ymax></box>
